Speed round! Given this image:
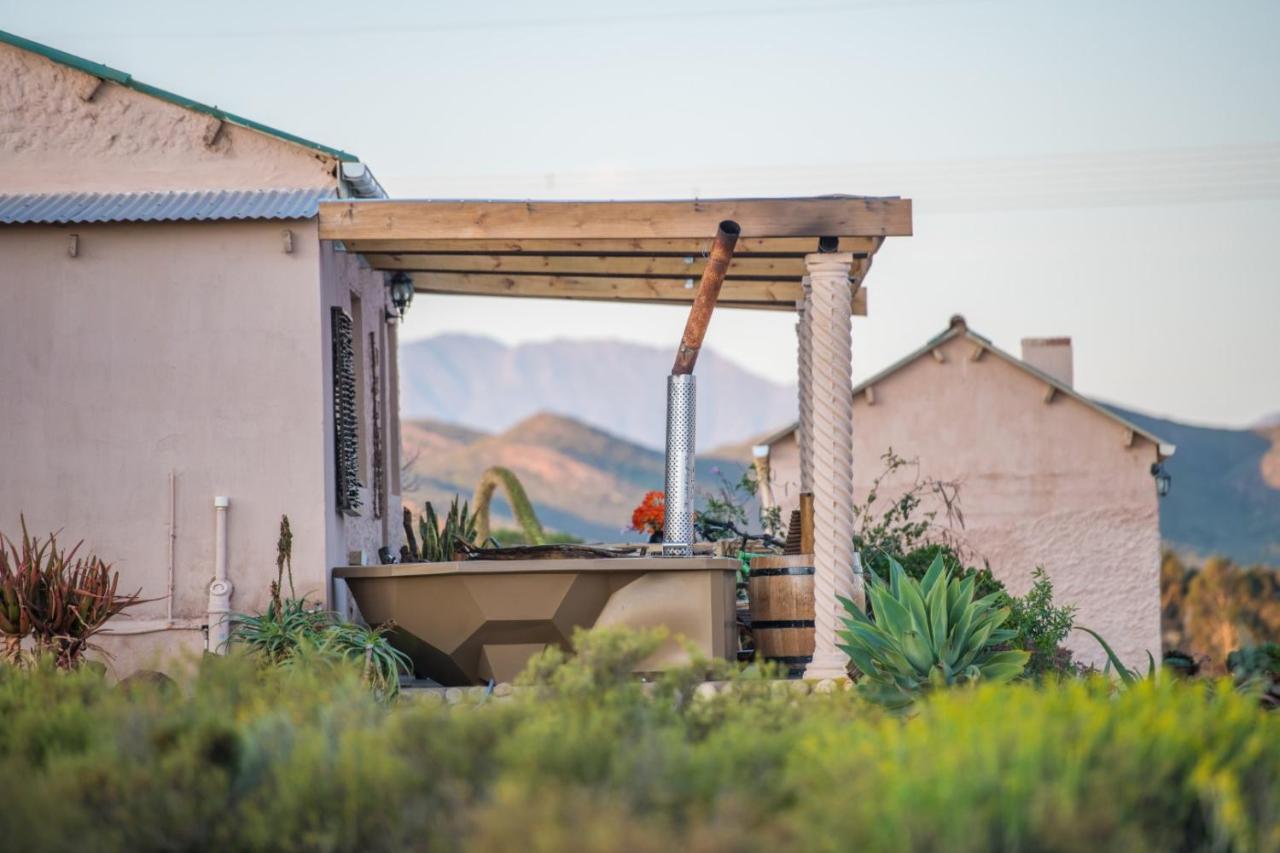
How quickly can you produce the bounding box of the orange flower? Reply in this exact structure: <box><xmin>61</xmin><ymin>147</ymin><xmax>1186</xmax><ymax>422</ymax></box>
<box><xmin>630</xmin><ymin>491</ymin><xmax>665</xmax><ymax>536</ymax></box>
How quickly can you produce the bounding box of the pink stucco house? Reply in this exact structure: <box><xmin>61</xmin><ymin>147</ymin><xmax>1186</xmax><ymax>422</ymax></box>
<box><xmin>756</xmin><ymin>316</ymin><xmax>1175</xmax><ymax>669</ymax></box>
<box><xmin>0</xmin><ymin>32</ymin><xmax>404</xmax><ymax>671</ymax></box>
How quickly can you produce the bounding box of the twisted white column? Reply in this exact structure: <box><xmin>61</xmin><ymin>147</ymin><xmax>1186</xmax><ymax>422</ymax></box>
<box><xmin>803</xmin><ymin>253</ymin><xmax>860</xmax><ymax>681</ymax></box>
<box><xmin>796</xmin><ymin>276</ymin><xmax>814</xmax><ymax>494</ymax></box>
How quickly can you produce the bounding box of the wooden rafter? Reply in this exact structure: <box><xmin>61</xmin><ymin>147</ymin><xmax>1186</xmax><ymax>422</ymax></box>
<box><xmin>406</xmin><ymin>272</ymin><xmax>868</xmax><ymax>315</ymax></box>
<box><xmin>320</xmin><ymin>198</ymin><xmax>905</xmax><ymax>312</ymax></box>
<box><xmin>363</xmin><ymin>253</ymin><xmax>808</xmax><ymax>278</ymax></box>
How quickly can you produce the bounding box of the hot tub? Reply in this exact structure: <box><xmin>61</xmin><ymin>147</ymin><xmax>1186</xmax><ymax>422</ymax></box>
<box><xmin>334</xmin><ymin>557</ymin><xmax>739</xmax><ymax>685</ymax></box>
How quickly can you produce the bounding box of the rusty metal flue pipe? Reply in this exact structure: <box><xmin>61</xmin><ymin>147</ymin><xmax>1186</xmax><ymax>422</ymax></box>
<box><xmin>662</xmin><ymin>220</ymin><xmax>740</xmax><ymax>556</ymax></box>
<box><xmin>672</xmin><ymin>221</ymin><xmax>741</xmax><ymax>375</ymax></box>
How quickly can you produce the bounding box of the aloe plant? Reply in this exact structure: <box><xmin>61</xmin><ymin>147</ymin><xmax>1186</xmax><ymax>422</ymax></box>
<box><xmin>1075</xmin><ymin>625</ymin><xmax>1157</xmax><ymax>686</ymax></box>
<box><xmin>317</xmin><ymin>621</ymin><xmax>413</xmax><ymax>698</ymax></box>
<box><xmin>837</xmin><ymin>554</ymin><xmax>1028</xmax><ymax>708</ymax></box>
<box><xmin>0</xmin><ymin>517</ymin><xmax>144</xmax><ymax>668</ymax></box>
<box><xmin>472</xmin><ymin>466</ymin><xmax>547</xmax><ymax>545</ymax></box>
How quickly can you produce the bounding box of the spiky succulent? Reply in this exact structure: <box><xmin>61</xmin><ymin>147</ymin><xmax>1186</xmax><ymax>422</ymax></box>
<box><xmin>838</xmin><ymin>554</ymin><xmax>1028</xmax><ymax>708</ymax></box>
<box><xmin>416</xmin><ymin>497</ymin><xmax>479</xmax><ymax>562</ymax></box>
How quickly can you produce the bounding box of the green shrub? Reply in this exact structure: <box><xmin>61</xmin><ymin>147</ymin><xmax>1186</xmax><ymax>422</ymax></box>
<box><xmin>1000</xmin><ymin>567</ymin><xmax>1079</xmax><ymax>680</ymax></box>
<box><xmin>1228</xmin><ymin>642</ymin><xmax>1280</xmax><ymax>709</ymax></box>
<box><xmin>0</xmin><ymin>630</ymin><xmax>1277</xmax><ymax>852</ymax></box>
<box><xmin>839</xmin><ymin>555</ymin><xmax>1029</xmax><ymax>708</ymax></box>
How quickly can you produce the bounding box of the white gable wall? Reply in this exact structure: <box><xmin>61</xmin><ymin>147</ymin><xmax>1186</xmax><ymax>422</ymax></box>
<box><xmin>0</xmin><ymin>41</ymin><xmax>338</xmax><ymax>193</ymax></box>
<box><xmin>766</xmin><ymin>332</ymin><xmax>1162</xmax><ymax>670</ymax></box>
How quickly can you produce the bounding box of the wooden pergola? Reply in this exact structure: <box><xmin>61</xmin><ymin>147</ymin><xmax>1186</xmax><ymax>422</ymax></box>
<box><xmin>318</xmin><ymin>195</ymin><xmax>913</xmax><ymax>680</ymax></box>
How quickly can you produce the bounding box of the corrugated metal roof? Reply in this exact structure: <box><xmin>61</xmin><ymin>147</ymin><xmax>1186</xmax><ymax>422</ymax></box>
<box><xmin>0</xmin><ymin>188</ymin><xmax>337</xmax><ymax>225</ymax></box>
<box><xmin>0</xmin><ymin>30</ymin><xmax>359</xmax><ymax>162</ymax></box>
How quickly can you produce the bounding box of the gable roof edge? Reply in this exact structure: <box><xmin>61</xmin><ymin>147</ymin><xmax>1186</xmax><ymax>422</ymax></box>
<box><xmin>759</xmin><ymin>323</ymin><xmax>1175</xmax><ymax>460</ymax></box>
<box><xmin>0</xmin><ymin>29</ymin><xmax>360</xmax><ymax>163</ymax></box>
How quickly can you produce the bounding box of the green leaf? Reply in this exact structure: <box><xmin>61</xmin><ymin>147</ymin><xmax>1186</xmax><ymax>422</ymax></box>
<box><xmin>920</xmin><ymin>553</ymin><xmax>946</xmax><ymax>598</ymax></box>
<box><xmin>900</xmin><ymin>629</ymin><xmax>935</xmax><ymax>674</ymax></box>
<box><xmin>899</xmin><ymin>576</ymin><xmax>930</xmax><ymax>638</ymax></box>
<box><xmin>947</xmin><ymin>575</ymin><xmax>975</xmax><ymax>628</ymax></box>
<box><xmin>888</xmin><ymin>556</ymin><xmax>906</xmax><ymax>599</ymax></box>
<box><xmin>926</xmin><ymin>567</ymin><xmax>949</xmax><ymax>653</ymax></box>
<box><xmin>1074</xmin><ymin>625</ymin><xmax>1138</xmax><ymax>685</ymax></box>
<box><xmin>871</xmin><ymin>588</ymin><xmax>913</xmax><ymax>641</ymax></box>
<box><xmin>838</xmin><ymin>594</ymin><xmax>871</xmax><ymax>622</ymax></box>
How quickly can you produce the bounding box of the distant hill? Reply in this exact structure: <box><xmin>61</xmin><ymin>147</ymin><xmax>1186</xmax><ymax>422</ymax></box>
<box><xmin>400</xmin><ymin>412</ymin><xmax>750</xmax><ymax>542</ymax></box>
<box><xmin>1102</xmin><ymin>405</ymin><xmax>1280</xmax><ymax>566</ymax></box>
<box><xmin>396</xmin><ymin>334</ymin><xmax>1278</xmax><ymax>562</ymax></box>
<box><xmin>399</xmin><ymin>335</ymin><xmax>796</xmax><ymax>451</ymax></box>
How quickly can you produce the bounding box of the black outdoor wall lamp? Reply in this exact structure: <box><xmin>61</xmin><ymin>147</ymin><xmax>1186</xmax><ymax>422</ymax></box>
<box><xmin>1151</xmin><ymin>462</ymin><xmax>1172</xmax><ymax>497</ymax></box>
<box><xmin>387</xmin><ymin>271</ymin><xmax>414</xmax><ymax>319</ymax></box>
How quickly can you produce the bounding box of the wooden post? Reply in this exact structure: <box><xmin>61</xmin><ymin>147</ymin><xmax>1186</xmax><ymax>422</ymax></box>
<box><xmin>799</xmin><ymin>493</ymin><xmax>815</xmax><ymax>556</ymax></box>
<box><xmin>802</xmin><ymin>252</ymin><xmax>860</xmax><ymax>682</ymax></box>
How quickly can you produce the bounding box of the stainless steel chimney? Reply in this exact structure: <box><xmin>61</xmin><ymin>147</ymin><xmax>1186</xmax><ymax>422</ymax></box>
<box><xmin>661</xmin><ymin>374</ymin><xmax>697</xmax><ymax>556</ymax></box>
<box><xmin>661</xmin><ymin>220</ymin><xmax>740</xmax><ymax>557</ymax></box>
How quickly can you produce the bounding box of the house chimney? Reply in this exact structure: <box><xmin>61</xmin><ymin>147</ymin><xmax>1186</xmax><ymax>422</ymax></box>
<box><xmin>1021</xmin><ymin>337</ymin><xmax>1073</xmax><ymax>388</ymax></box>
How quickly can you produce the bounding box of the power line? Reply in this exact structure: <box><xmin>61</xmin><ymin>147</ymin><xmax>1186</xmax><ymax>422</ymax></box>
<box><xmin>34</xmin><ymin>0</ymin><xmax>996</xmax><ymax>40</ymax></box>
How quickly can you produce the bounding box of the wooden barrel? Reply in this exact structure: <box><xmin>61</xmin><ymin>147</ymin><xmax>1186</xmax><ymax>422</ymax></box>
<box><xmin>748</xmin><ymin>554</ymin><xmax>815</xmax><ymax>675</ymax></box>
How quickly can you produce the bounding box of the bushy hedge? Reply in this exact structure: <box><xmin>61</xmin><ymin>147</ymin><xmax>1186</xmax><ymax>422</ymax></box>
<box><xmin>1</xmin><ymin>631</ymin><xmax>1277</xmax><ymax>852</ymax></box>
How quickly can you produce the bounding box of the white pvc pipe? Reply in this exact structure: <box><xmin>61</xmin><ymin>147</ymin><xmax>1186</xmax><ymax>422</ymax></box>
<box><xmin>167</xmin><ymin>471</ymin><xmax>176</xmax><ymax>622</ymax></box>
<box><xmin>207</xmin><ymin>496</ymin><xmax>233</xmax><ymax>654</ymax></box>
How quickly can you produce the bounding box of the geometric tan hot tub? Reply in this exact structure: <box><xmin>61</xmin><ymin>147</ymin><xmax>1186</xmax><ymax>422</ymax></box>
<box><xmin>333</xmin><ymin>557</ymin><xmax>739</xmax><ymax>685</ymax></box>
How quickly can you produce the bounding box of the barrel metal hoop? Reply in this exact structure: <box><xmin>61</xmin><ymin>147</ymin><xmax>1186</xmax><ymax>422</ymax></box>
<box><xmin>762</xmin><ymin>655</ymin><xmax>814</xmax><ymax>665</ymax></box>
<box><xmin>749</xmin><ymin>567</ymin><xmax>815</xmax><ymax>577</ymax></box>
<box><xmin>752</xmin><ymin>619</ymin><xmax>816</xmax><ymax>629</ymax></box>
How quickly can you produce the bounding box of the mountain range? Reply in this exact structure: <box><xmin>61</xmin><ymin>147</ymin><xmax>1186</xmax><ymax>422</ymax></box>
<box><xmin>400</xmin><ymin>413</ymin><xmax>748</xmax><ymax>542</ymax></box>
<box><xmin>399</xmin><ymin>334</ymin><xmax>795</xmax><ymax>451</ymax></box>
<box><xmin>398</xmin><ymin>335</ymin><xmax>1279</xmax><ymax>565</ymax></box>
<box><xmin>1106</xmin><ymin>405</ymin><xmax>1280</xmax><ymax>565</ymax></box>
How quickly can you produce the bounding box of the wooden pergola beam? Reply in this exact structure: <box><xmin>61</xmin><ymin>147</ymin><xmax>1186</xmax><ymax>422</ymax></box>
<box><xmin>338</xmin><ymin>236</ymin><xmax>882</xmax><ymax>256</ymax></box>
<box><xmin>319</xmin><ymin>198</ymin><xmax>911</xmax><ymax>242</ymax></box>
<box><xmin>405</xmin><ymin>272</ymin><xmax>868</xmax><ymax>315</ymax></box>
<box><xmin>363</xmin><ymin>253</ymin><xmax>808</xmax><ymax>278</ymax></box>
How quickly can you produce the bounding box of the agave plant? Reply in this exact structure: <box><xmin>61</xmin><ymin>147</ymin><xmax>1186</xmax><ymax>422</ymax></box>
<box><xmin>838</xmin><ymin>554</ymin><xmax>1028</xmax><ymax>708</ymax></box>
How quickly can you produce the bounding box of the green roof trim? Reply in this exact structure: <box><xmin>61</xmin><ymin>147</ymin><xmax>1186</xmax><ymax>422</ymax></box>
<box><xmin>0</xmin><ymin>29</ymin><xmax>359</xmax><ymax>162</ymax></box>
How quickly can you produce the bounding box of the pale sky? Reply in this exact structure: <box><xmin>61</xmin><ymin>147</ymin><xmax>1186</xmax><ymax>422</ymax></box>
<box><xmin>6</xmin><ymin>0</ymin><xmax>1278</xmax><ymax>427</ymax></box>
